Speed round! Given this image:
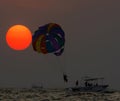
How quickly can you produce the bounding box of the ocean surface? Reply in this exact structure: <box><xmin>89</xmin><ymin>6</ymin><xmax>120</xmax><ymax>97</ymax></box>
<box><xmin>0</xmin><ymin>88</ymin><xmax>120</xmax><ymax>101</ymax></box>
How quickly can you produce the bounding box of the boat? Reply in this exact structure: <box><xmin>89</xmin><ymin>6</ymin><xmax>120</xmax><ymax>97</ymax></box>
<box><xmin>31</xmin><ymin>84</ymin><xmax>43</xmax><ymax>89</ymax></box>
<box><xmin>66</xmin><ymin>77</ymin><xmax>109</xmax><ymax>92</ymax></box>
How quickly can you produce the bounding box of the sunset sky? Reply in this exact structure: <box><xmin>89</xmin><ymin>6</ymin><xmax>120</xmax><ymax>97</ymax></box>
<box><xmin>0</xmin><ymin>0</ymin><xmax>119</xmax><ymax>89</ymax></box>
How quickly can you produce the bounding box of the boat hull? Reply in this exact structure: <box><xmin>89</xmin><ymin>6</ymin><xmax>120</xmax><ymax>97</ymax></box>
<box><xmin>67</xmin><ymin>85</ymin><xmax>108</xmax><ymax>92</ymax></box>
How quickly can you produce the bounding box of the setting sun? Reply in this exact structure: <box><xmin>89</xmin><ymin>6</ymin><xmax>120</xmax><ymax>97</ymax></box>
<box><xmin>6</xmin><ymin>25</ymin><xmax>32</xmax><ymax>50</ymax></box>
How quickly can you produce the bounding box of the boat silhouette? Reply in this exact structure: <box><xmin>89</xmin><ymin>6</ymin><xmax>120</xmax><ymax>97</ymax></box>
<box><xmin>67</xmin><ymin>77</ymin><xmax>109</xmax><ymax>92</ymax></box>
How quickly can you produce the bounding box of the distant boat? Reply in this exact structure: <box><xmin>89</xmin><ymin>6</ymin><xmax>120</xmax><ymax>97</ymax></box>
<box><xmin>66</xmin><ymin>77</ymin><xmax>109</xmax><ymax>92</ymax></box>
<box><xmin>31</xmin><ymin>84</ymin><xmax>43</xmax><ymax>89</ymax></box>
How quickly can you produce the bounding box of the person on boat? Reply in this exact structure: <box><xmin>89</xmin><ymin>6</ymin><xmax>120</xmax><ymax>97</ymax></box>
<box><xmin>85</xmin><ymin>81</ymin><xmax>88</xmax><ymax>87</ymax></box>
<box><xmin>75</xmin><ymin>80</ymin><xmax>79</xmax><ymax>86</ymax></box>
<box><xmin>63</xmin><ymin>74</ymin><xmax>68</xmax><ymax>83</ymax></box>
<box><xmin>95</xmin><ymin>83</ymin><xmax>98</xmax><ymax>86</ymax></box>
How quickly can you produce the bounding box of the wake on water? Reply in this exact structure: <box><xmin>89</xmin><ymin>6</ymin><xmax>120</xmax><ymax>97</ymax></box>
<box><xmin>0</xmin><ymin>88</ymin><xmax>119</xmax><ymax>101</ymax></box>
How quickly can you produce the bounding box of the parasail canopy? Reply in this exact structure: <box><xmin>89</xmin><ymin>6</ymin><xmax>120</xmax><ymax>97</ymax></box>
<box><xmin>32</xmin><ymin>23</ymin><xmax>65</xmax><ymax>56</ymax></box>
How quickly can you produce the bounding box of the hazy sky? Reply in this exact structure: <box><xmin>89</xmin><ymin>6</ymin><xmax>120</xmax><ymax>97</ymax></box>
<box><xmin>0</xmin><ymin>0</ymin><xmax>119</xmax><ymax>89</ymax></box>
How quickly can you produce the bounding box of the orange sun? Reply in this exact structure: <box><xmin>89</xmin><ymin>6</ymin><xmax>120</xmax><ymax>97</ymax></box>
<box><xmin>6</xmin><ymin>25</ymin><xmax>32</xmax><ymax>50</ymax></box>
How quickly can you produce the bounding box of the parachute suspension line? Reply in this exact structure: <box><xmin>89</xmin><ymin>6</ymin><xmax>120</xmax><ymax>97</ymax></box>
<box><xmin>56</xmin><ymin>49</ymin><xmax>69</xmax><ymax>84</ymax></box>
<box><xmin>54</xmin><ymin>55</ymin><xmax>64</xmax><ymax>75</ymax></box>
<box><xmin>54</xmin><ymin>49</ymin><xmax>68</xmax><ymax>83</ymax></box>
<box><xmin>62</xmin><ymin>46</ymin><xmax>68</xmax><ymax>83</ymax></box>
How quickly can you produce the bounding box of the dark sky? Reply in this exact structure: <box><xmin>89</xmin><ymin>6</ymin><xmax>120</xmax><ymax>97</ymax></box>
<box><xmin>0</xmin><ymin>0</ymin><xmax>119</xmax><ymax>89</ymax></box>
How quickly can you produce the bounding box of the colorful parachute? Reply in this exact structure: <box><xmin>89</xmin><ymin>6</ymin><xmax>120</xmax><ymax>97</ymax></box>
<box><xmin>32</xmin><ymin>23</ymin><xmax>65</xmax><ymax>56</ymax></box>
